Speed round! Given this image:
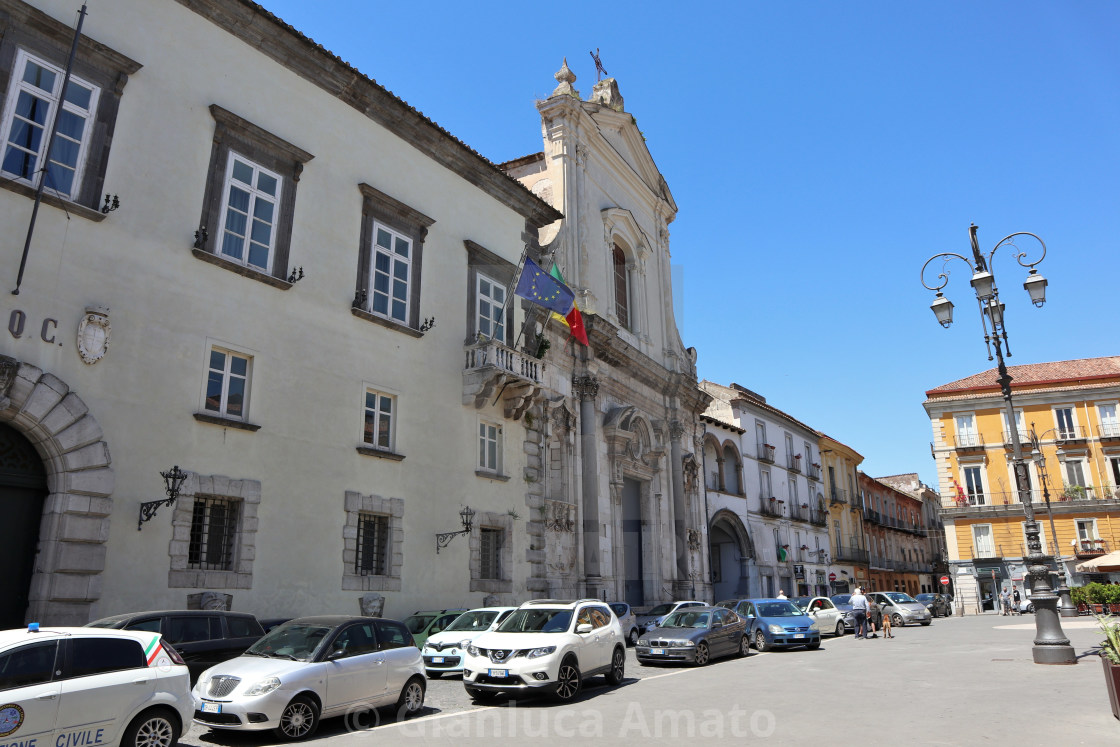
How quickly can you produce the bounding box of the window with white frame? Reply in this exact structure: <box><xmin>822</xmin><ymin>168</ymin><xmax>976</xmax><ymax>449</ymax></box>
<box><xmin>362</xmin><ymin>389</ymin><xmax>395</xmax><ymax>451</ymax></box>
<box><xmin>955</xmin><ymin>413</ymin><xmax>979</xmax><ymax>447</ymax></box>
<box><xmin>971</xmin><ymin>524</ymin><xmax>994</xmax><ymax>557</ymax></box>
<box><xmin>369</xmin><ymin>222</ymin><xmax>412</xmax><ymax>324</ymax></box>
<box><xmin>0</xmin><ymin>50</ymin><xmax>98</xmax><ymax>199</ymax></box>
<box><xmin>1063</xmin><ymin>459</ymin><xmax>1087</xmax><ymax>490</ymax></box>
<box><xmin>760</xmin><ymin>468</ymin><xmax>772</xmax><ymax>500</ymax></box>
<box><xmin>1077</xmin><ymin>518</ymin><xmax>1099</xmax><ymax>541</ymax></box>
<box><xmin>204</xmin><ymin>347</ymin><xmax>251</xmax><ymax>420</ymax></box>
<box><xmin>1000</xmin><ymin>409</ymin><xmax>1026</xmax><ymax>442</ymax></box>
<box><xmin>188</xmin><ymin>496</ymin><xmax>240</xmax><ymax>571</ymax></box>
<box><xmin>479</xmin><ymin>527</ymin><xmax>502</xmax><ymax>580</ymax></box>
<box><xmin>1099</xmin><ymin>403</ymin><xmax>1119</xmax><ymax>438</ymax></box>
<box><xmin>1110</xmin><ymin>456</ymin><xmax>1120</xmax><ymax>486</ymax></box>
<box><xmin>962</xmin><ymin>465</ymin><xmax>985</xmax><ymax>505</ymax></box>
<box><xmin>217</xmin><ymin>153</ymin><xmax>281</xmax><ymax>272</ymax></box>
<box><xmin>1055</xmin><ymin>406</ymin><xmax>1077</xmax><ymax>439</ymax></box>
<box><xmin>479</xmin><ymin>421</ymin><xmax>502</xmax><ymax>474</ymax></box>
<box><xmin>476</xmin><ymin>272</ymin><xmax>506</xmax><ymax>343</ymax></box>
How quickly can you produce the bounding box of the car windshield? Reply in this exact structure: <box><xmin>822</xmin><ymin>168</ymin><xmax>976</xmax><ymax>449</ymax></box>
<box><xmin>444</xmin><ymin>611</ymin><xmax>498</xmax><ymax>632</ymax></box>
<box><xmin>609</xmin><ymin>604</ymin><xmax>629</xmax><ymax>617</ymax></box>
<box><xmin>831</xmin><ymin>595</ymin><xmax>852</xmax><ymax>605</ymax></box>
<box><xmin>757</xmin><ymin>602</ymin><xmax>803</xmax><ymax>617</ymax></box>
<box><xmin>496</xmin><ymin>608</ymin><xmax>573</xmax><ymax>633</ymax></box>
<box><xmin>790</xmin><ymin>597</ymin><xmax>812</xmax><ymax>610</ymax></box>
<box><xmin>644</xmin><ymin>604</ymin><xmax>675</xmax><ymax>616</ymax></box>
<box><xmin>884</xmin><ymin>592</ymin><xmax>917</xmax><ymax>604</ymax></box>
<box><xmin>246</xmin><ymin>623</ymin><xmax>332</xmax><ymax>662</ymax></box>
<box><xmin>403</xmin><ymin>615</ymin><xmax>437</xmax><ymax>633</ymax></box>
<box><xmin>915</xmin><ymin>594</ymin><xmax>935</xmax><ymax>602</ymax></box>
<box><xmin>662</xmin><ymin>610</ymin><xmax>710</xmax><ymax>628</ymax></box>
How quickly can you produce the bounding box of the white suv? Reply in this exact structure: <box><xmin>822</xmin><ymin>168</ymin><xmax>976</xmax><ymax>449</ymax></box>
<box><xmin>462</xmin><ymin>600</ymin><xmax>626</xmax><ymax>702</ymax></box>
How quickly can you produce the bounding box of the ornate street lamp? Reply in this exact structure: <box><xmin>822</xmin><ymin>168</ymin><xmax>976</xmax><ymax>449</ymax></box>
<box><xmin>138</xmin><ymin>465</ymin><xmax>188</xmax><ymax>531</ymax></box>
<box><xmin>920</xmin><ymin>224</ymin><xmax>1074</xmax><ymax>665</ymax></box>
<box><xmin>1029</xmin><ymin>424</ymin><xmax>1079</xmax><ymax>617</ymax></box>
<box><xmin>436</xmin><ymin>505</ymin><xmax>476</xmax><ymax>553</ymax></box>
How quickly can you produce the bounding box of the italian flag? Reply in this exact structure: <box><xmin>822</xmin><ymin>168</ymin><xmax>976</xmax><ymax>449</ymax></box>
<box><xmin>144</xmin><ymin>637</ymin><xmax>163</xmax><ymax>666</ymax></box>
<box><xmin>548</xmin><ymin>265</ymin><xmax>589</xmax><ymax>346</ymax></box>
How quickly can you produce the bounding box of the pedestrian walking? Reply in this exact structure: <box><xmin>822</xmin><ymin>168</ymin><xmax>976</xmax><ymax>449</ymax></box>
<box><xmin>1013</xmin><ymin>587</ymin><xmax>1022</xmax><ymax>615</ymax></box>
<box><xmin>777</xmin><ymin>589</ymin><xmax>787</xmax><ymax>599</ymax></box>
<box><xmin>850</xmin><ymin>587</ymin><xmax>869</xmax><ymax>639</ymax></box>
<box><xmin>868</xmin><ymin>598</ymin><xmax>883</xmax><ymax>638</ymax></box>
<box><xmin>1000</xmin><ymin>588</ymin><xmax>1011</xmax><ymax>616</ymax></box>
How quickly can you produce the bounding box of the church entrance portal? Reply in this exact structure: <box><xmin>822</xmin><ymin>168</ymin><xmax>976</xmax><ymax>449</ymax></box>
<box><xmin>0</xmin><ymin>422</ymin><xmax>47</xmax><ymax>628</ymax></box>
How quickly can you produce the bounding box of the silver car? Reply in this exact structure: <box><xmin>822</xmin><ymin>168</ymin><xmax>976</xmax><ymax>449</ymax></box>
<box><xmin>869</xmin><ymin>591</ymin><xmax>932</xmax><ymax>627</ymax></box>
<box><xmin>608</xmin><ymin>602</ymin><xmax>640</xmax><ymax>646</ymax></box>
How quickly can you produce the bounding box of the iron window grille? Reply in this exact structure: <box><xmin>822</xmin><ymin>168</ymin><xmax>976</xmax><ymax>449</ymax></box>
<box><xmin>480</xmin><ymin>527</ymin><xmax>502</xmax><ymax>580</ymax></box>
<box><xmin>188</xmin><ymin>496</ymin><xmax>239</xmax><ymax>570</ymax></box>
<box><xmin>356</xmin><ymin>513</ymin><xmax>390</xmax><ymax>576</ymax></box>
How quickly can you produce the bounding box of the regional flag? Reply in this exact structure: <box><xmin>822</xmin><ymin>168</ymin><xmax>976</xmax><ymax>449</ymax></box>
<box><xmin>515</xmin><ymin>257</ymin><xmax>575</xmax><ymax>315</ymax></box>
<box><xmin>548</xmin><ymin>265</ymin><xmax>589</xmax><ymax>346</ymax></box>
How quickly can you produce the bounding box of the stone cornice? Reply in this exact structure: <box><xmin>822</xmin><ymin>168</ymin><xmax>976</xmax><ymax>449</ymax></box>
<box><xmin>175</xmin><ymin>0</ymin><xmax>561</xmax><ymax>229</ymax></box>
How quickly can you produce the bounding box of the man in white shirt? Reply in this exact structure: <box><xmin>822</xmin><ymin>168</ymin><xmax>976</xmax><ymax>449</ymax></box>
<box><xmin>777</xmin><ymin>590</ymin><xmax>787</xmax><ymax>599</ymax></box>
<box><xmin>850</xmin><ymin>588</ymin><xmax>869</xmax><ymax>639</ymax></box>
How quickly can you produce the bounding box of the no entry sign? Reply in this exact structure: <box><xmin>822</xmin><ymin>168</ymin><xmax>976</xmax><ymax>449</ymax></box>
<box><xmin>940</xmin><ymin>575</ymin><xmax>950</xmax><ymax>585</ymax></box>
<box><xmin>828</xmin><ymin>572</ymin><xmax>837</xmax><ymax>581</ymax></box>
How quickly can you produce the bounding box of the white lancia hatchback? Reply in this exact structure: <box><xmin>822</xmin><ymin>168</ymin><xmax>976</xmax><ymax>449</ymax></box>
<box><xmin>0</xmin><ymin>625</ymin><xmax>192</xmax><ymax>747</ymax></box>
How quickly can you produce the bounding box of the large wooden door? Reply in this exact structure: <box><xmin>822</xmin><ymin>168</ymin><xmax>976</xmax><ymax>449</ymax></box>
<box><xmin>0</xmin><ymin>422</ymin><xmax>47</xmax><ymax>628</ymax></box>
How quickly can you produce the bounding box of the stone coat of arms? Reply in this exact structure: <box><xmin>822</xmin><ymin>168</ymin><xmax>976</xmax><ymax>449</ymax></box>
<box><xmin>77</xmin><ymin>305</ymin><xmax>111</xmax><ymax>364</ymax></box>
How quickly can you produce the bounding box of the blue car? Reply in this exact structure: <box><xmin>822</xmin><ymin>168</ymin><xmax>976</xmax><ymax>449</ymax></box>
<box><xmin>717</xmin><ymin>598</ymin><xmax>821</xmax><ymax>652</ymax></box>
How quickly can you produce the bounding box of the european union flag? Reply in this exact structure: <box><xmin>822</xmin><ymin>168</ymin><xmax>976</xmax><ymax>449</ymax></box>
<box><xmin>514</xmin><ymin>257</ymin><xmax>575</xmax><ymax>315</ymax></box>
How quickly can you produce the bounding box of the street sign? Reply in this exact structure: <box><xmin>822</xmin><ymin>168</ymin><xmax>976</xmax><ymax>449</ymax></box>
<box><xmin>940</xmin><ymin>575</ymin><xmax>950</xmax><ymax>585</ymax></box>
<box><xmin>829</xmin><ymin>572</ymin><xmax>837</xmax><ymax>582</ymax></box>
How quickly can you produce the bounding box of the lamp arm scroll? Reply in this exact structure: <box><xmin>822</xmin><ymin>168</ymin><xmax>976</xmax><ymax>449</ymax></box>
<box><xmin>920</xmin><ymin>252</ymin><xmax>974</xmax><ymax>293</ymax></box>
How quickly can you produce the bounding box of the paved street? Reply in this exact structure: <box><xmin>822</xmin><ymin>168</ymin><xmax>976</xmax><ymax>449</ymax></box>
<box><xmin>182</xmin><ymin>614</ymin><xmax>1117</xmax><ymax>745</ymax></box>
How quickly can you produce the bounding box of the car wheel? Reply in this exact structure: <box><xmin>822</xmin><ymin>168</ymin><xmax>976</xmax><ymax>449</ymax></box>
<box><xmin>466</xmin><ymin>686</ymin><xmax>498</xmax><ymax>703</ymax></box>
<box><xmin>754</xmin><ymin>630</ymin><xmax>771</xmax><ymax>652</ymax></box>
<box><xmin>554</xmin><ymin>656</ymin><xmax>582</xmax><ymax>701</ymax></box>
<box><xmin>274</xmin><ymin>695</ymin><xmax>319</xmax><ymax>741</ymax></box>
<box><xmin>1027</xmin><ymin>604</ymin><xmax>1035</xmax><ymax>614</ymax></box>
<box><xmin>834</xmin><ymin>621</ymin><xmax>845</xmax><ymax>637</ymax></box>
<box><xmin>628</xmin><ymin>628</ymin><xmax>639</xmax><ymax>646</ymax></box>
<box><xmin>427</xmin><ymin>670</ymin><xmax>443</xmax><ymax>679</ymax></box>
<box><xmin>738</xmin><ymin>634</ymin><xmax>751</xmax><ymax>657</ymax></box>
<box><xmin>121</xmin><ymin>707</ymin><xmax>178</xmax><ymax>747</ymax></box>
<box><xmin>693</xmin><ymin>641</ymin><xmax>710</xmax><ymax>666</ymax></box>
<box><xmin>892</xmin><ymin>613</ymin><xmax>904</xmax><ymax>628</ymax></box>
<box><xmin>396</xmin><ymin>676</ymin><xmax>426</xmax><ymax>718</ymax></box>
<box><xmin>605</xmin><ymin>646</ymin><xmax>625</xmax><ymax>685</ymax></box>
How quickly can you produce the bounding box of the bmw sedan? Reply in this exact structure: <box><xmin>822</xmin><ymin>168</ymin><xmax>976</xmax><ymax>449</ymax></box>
<box><xmin>192</xmin><ymin>616</ymin><xmax>425</xmax><ymax>740</ymax></box>
<box><xmin>636</xmin><ymin>606</ymin><xmax>749</xmax><ymax>665</ymax></box>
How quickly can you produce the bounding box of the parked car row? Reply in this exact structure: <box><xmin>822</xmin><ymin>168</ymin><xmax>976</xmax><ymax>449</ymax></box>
<box><xmin>828</xmin><ymin>591</ymin><xmax>941</xmax><ymax>631</ymax></box>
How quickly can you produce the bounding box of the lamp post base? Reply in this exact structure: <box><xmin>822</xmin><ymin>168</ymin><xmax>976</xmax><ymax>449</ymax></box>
<box><xmin>1033</xmin><ymin>643</ymin><xmax>1078</xmax><ymax>665</ymax></box>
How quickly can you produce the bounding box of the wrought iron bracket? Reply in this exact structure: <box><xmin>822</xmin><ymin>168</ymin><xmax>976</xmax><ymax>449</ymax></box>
<box><xmin>138</xmin><ymin>497</ymin><xmax>174</xmax><ymax>531</ymax></box>
<box><xmin>435</xmin><ymin>529</ymin><xmax>470</xmax><ymax>554</ymax></box>
<box><xmin>139</xmin><ymin>465</ymin><xmax>187</xmax><ymax>531</ymax></box>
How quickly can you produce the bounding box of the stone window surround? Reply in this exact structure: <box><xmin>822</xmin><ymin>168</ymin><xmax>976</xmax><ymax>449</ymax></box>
<box><xmin>353</xmin><ymin>182</ymin><xmax>434</xmax><ymax>336</ymax></box>
<box><xmin>0</xmin><ymin>0</ymin><xmax>141</xmax><ymax>217</ymax></box>
<box><xmin>195</xmin><ymin>104</ymin><xmax>313</xmax><ymax>289</ymax></box>
<box><xmin>469</xmin><ymin>511</ymin><xmax>512</xmax><ymax>594</ymax></box>
<box><xmin>463</xmin><ymin>240</ymin><xmax>516</xmax><ymax>345</ymax></box>
<box><xmin>168</xmin><ymin>473</ymin><xmax>261</xmax><ymax>590</ymax></box>
<box><xmin>342</xmin><ymin>491</ymin><xmax>403</xmax><ymax>592</ymax></box>
<box><xmin>195</xmin><ymin>338</ymin><xmax>261</xmax><ymax>431</ymax></box>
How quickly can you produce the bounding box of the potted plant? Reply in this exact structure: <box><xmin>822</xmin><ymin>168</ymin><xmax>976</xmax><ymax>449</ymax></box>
<box><xmin>1097</xmin><ymin>615</ymin><xmax>1120</xmax><ymax>720</ymax></box>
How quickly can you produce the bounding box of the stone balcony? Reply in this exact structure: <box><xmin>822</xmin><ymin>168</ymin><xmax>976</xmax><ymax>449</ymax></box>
<box><xmin>462</xmin><ymin>336</ymin><xmax>544</xmax><ymax>421</ymax></box>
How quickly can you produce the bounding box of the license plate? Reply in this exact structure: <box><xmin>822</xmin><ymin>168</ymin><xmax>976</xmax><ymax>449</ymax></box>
<box><xmin>794</xmin><ymin>634</ymin><xmax>805</xmax><ymax>638</ymax></box>
<box><xmin>488</xmin><ymin>669</ymin><xmax>508</xmax><ymax>678</ymax></box>
<box><xmin>432</xmin><ymin>657</ymin><xmax>445</xmax><ymax>663</ymax></box>
<box><xmin>651</xmin><ymin>648</ymin><xmax>664</xmax><ymax>655</ymax></box>
<box><xmin>201</xmin><ymin>702</ymin><xmax>222</xmax><ymax>714</ymax></box>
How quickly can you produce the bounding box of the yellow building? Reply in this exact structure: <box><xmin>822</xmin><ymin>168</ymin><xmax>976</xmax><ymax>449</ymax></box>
<box><xmin>924</xmin><ymin>356</ymin><xmax>1120</xmax><ymax>613</ymax></box>
<box><xmin>819</xmin><ymin>434</ymin><xmax>868</xmax><ymax>593</ymax></box>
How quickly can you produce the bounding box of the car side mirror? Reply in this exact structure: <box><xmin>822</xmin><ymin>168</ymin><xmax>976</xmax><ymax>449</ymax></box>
<box><xmin>712</xmin><ymin>621</ymin><xmax>723</xmax><ymax>629</ymax></box>
<box><xmin>326</xmin><ymin>648</ymin><xmax>347</xmax><ymax>661</ymax></box>
<box><xmin>575</xmin><ymin>623</ymin><xmax>593</xmax><ymax>634</ymax></box>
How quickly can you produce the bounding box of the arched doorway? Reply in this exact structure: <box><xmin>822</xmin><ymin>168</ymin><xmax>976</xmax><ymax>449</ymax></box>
<box><xmin>709</xmin><ymin>509</ymin><xmax>754</xmax><ymax>601</ymax></box>
<box><xmin>0</xmin><ymin>422</ymin><xmax>47</xmax><ymax>628</ymax></box>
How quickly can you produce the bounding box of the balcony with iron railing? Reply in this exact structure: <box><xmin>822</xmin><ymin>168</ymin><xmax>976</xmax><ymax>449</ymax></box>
<box><xmin>788</xmin><ymin>454</ymin><xmax>802</xmax><ymax>473</ymax></box>
<box><xmin>1055</xmin><ymin>426</ymin><xmax>1088</xmax><ymax>446</ymax></box>
<box><xmin>758</xmin><ymin>495</ymin><xmax>784</xmax><ymax>518</ymax></box>
<box><xmin>834</xmin><ymin>545</ymin><xmax>869</xmax><ymax>564</ymax></box>
<box><xmin>808</xmin><ymin>463</ymin><xmax>822</xmax><ymax>481</ymax></box>
<box><xmin>829</xmin><ymin>488</ymin><xmax>848</xmax><ymax>505</ymax></box>
<box><xmin>809</xmin><ymin>508</ymin><xmax>828</xmax><ymax>526</ymax></box>
<box><xmin>789</xmin><ymin>502</ymin><xmax>810</xmax><ymax>522</ymax></box>
<box><xmin>950</xmin><ymin>432</ymin><xmax>985</xmax><ymax>452</ymax></box>
<box><xmin>864</xmin><ymin>509</ymin><xmax>881</xmax><ymax>525</ymax></box>
<box><xmin>462</xmin><ymin>335</ymin><xmax>544</xmax><ymax>421</ymax></box>
<box><xmin>1099</xmin><ymin>422</ymin><xmax>1120</xmax><ymax>443</ymax></box>
<box><xmin>758</xmin><ymin>444</ymin><xmax>776</xmax><ymax>464</ymax></box>
<box><xmin>1001</xmin><ymin>429</ymin><xmax>1031</xmax><ymax>448</ymax></box>
<box><xmin>946</xmin><ymin>486</ymin><xmax>1120</xmax><ymax>512</ymax></box>
<box><xmin>1074</xmin><ymin>538</ymin><xmax>1110</xmax><ymax>559</ymax></box>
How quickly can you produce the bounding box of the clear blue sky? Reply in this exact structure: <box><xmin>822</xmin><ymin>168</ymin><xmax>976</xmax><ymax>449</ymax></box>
<box><xmin>257</xmin><ymin>0</ymin><xmax>1119</xmax><ymax>489</ymax></box>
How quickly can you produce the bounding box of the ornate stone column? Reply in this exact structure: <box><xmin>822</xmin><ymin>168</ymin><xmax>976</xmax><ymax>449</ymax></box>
<box><xmin>574</xmin><ymin>376</ymin><xmax>601</xmax><ymax>596</ymax></box>
<box><xmin>669</xmin><ymin>419</ymin><xmax>690</xmax><ymax>591</ymax></box>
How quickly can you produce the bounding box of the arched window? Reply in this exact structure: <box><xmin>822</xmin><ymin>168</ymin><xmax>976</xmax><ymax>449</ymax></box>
<box><xmin>612</xmin><ymin>243</ymin><xmax>629</xmax><ymax>330</ymax></box>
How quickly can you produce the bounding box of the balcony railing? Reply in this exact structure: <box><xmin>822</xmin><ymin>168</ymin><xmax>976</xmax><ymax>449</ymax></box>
<box><xmin>809</xmin><ymin>508</ymin><xmax>828</xmax><ymax>526</ymax></box>
<box><xmin>951</xmin><ymin>432</ymin><xmax>985</xmax><ymax>451</ymax></box>
<box><xmin>1099</xmin><ymin>422</ymin><xmax>1120</xmax><ymax>441</ymax></box>
<box><xmin>759</xmin><ymin>496</ymin><xmax>783</xmax><ymax>518</ymax></box>
<box><xmin>1055</xmin><ymin>426</ymin><xmax>1088</xmax><ymax>444</ymax></box>
<box><xmin>789</xmin><ymin>503</ymin><xmax>809</xmax><ymax>522</ymax></box>
<box><xmin>808</xmin><ymin>463</ymin><xmax>822</xmax><ymax>481</ymax></box>
<box><xmin>864</xmin><ymin>509</ymin><xmax>881</xmax><ymax>525</ymax></box>
<box><xmin>829</xmin><ymin>488</ymin><xmax>848</xmax><ymax>505</ymax></box>
<box><xmin>834</xmin><ymin>546</ymin><xmax>869</xmax><ymax>564</ymax></box>
<box><xmin>1075</xmin><ymin>539</ymin><xmax>1110</xmax><ymax>559</ymax></box>
<box><xmin>788</xmin><ymin>454</ymin><xmax>802</xmax><ymax>473</ymax></box>
<box><xmin>462</xmin><ymin>336</ymin><xmax>543</xmax><ymax>420</ymax></box>
<box><xmin>758</xmin><ymin>444</ymin><xmax>776</xmax><ymax>463</ymax></box>
<box><xmin>1001</xmin><ymin>429</ymin><xmax>1031</xmax><ymax>447</ymax></box>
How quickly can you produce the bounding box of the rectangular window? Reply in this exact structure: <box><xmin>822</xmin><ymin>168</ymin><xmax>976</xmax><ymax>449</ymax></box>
<box><xmin>972</xmin><ymin>524</ymin><xmax>994</xmax><ymax>557</ymax></box>
<box><xmin>218</xmin><ymin>152</ymin><xmax>281</xmax><ymax>272</ymax></box>
<box><xmin>963</xmin><ymin>466</ymin><xmax>985</xmax><ymax>506</ymax></box>
<box><xmin>1077</xmin><ymin>519</ymin><xmax>1098</xmax><ymax>541</ymax></box>
<box><xmin>204</xmin><ymin>347</ymin><xmax>251</xmax><ymax>420</ymax></box>
<box><xmin>188</xmin><ymin>496</ymin><xmax>239</xmax><ymax>571</ymax></box>
<box><xmin>955</xmin><ymin>413</ymin><xmax>979</xmax><ymax>447</ymax></box>
<box><xmin>479</xmin><ymin>421</ymin><xmax>501</xmax><ymax>473</ymax></box>
<box><xmin>1100</xmin><ymin>403</ymin><xmax>1119</xmax><ymax>438</ymax></box>
<box><xmin>480</xmin><ymin>528</ymin><xmax>502</xmax><ymax>580</ymax></box>
<box><xmin>612</xmin><ymin>244</ymin><xmax>629</xmax><ymax>330</ymax></box>
<box><xmin>1055</xmin><ymin>407</ymin><xmax>1076</xmax><ymax>439</ymax></box>
<box><xmin>1064</xmin><ymin>460</ymin><xmax>1086</xmax><ymax>489</ymax></box>
<box><xmin>0</xmin><ymin>50</ymin><xmax>99</xmax><ymax>199</ymax></box>
<box><xmin>363</xmin><ymin>389</ymin><xmax>395</xmax><ymax>450</ymax></box>
<box><xmin>356</xmin><ymin>514</ymin><xmax>390</xmax><ymax>576</ymax></box>
<box><xmin>476</xmin><ymin>273</ymin><xmax>506</xmax><ymax>343</ymax></box>
<box><xmin>370</xmin><ymin>222</ymin><xmax>412</xmax><ymax>324</ymax></box>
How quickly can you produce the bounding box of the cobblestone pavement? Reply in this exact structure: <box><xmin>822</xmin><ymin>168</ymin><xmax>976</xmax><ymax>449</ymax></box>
<box><xmin>181</xmin><ymin>614</ymin><xmax>1117</xmax><ymax>746</ymax></box>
